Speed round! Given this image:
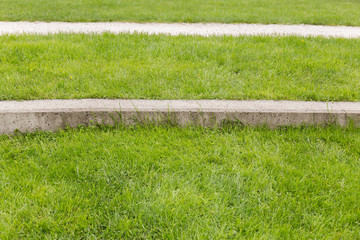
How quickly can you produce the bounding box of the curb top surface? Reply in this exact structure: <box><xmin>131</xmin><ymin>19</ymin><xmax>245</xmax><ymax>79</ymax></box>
<box><xmin>1</xmin><ymin>99</ymin><xmax>360</xmax><ymax>113</ymax></box>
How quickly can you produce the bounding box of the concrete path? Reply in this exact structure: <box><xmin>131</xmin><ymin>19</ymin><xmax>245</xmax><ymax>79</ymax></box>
<box><xmin>1</xmin><ymin>99</ymin><xmax>360</xmax><ymax>133</ymax></box>
<box><xmin>1</xmin><ymin>22</ymin><xmax>360</xmax><ymax>38</ymax></box>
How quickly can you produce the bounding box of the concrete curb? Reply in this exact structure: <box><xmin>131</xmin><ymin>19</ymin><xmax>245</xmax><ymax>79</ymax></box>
<box><xmin>1</xmin><ymin>22</ymin><xmax>360</xmax><ymax>38</ymax></box>
<box><xmin>1</xmin><ymin>99</ymin><xmax>360</xmax><ymax>134</ymax></box>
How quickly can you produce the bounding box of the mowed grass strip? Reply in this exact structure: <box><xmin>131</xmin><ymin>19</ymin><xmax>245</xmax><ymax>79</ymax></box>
<box><xmin>1</xmin><ymin>34</ymin><xmax>360</xmax><ymax>101</ymax></box>
<box><xmin>0</xmin><ymin>125</ymin><xmax>360</xmax><ymax>239</ymax></box>
<box><xmin>1</xmin><ymin>0</ymin><xmax>360</xmax><ymax>26</ymax></box>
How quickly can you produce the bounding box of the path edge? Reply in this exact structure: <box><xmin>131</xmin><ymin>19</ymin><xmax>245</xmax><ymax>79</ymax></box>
<box><xmin>1</xmin><ymin>99</ymin><xmax>360</xmax><ymax>134</ymax></box>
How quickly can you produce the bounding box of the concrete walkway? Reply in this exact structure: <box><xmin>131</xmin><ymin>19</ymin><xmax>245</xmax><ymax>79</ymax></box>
<box><xmin>1</xmin><ymin>22</ymin><xmax>360</xmax><ymax>38</ymax></box>
<box><xmin>1</xmin><ymin>99</ymin><xmax>360</xmax><ymax>133</ymax></box>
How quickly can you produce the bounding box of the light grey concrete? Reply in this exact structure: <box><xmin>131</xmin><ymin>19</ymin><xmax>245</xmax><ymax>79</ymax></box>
<box><xmin>1</xmin><ymin>22</ymin><xmax>360</xmax><ymax>38</ymax></box>
<box><xmin>1</xmin><ymin>99</ymin><xmax>360</xmax><ymax>134</ymax></box>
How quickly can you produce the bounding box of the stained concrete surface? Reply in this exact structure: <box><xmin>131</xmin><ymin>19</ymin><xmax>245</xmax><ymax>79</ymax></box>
<box><xmin>1</xmin><ymin>99</ymin><xmax>360</xmax><ymax>134</ymax></box>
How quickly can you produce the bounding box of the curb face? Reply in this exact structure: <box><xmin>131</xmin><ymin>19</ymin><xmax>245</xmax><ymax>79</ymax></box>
<box><xmin>1</xmin><ymin>99</ymin><xmax>360</xmax><ymax>134</ymax></box>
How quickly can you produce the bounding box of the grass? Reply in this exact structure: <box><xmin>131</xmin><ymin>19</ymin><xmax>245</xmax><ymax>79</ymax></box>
<box><xmin>1</xmin><ymin>33</ymin><xmax>360</xmax><ymax>102</ymax></box>
<box><xmin>1</xmin><ymin>0</ymin><xmax>360</xmax><ymax>26</ymax></box>
<box><xmin>0</xmin><ymin>125</ymin><xmax>359</xmax><ymax>239</ymax></box>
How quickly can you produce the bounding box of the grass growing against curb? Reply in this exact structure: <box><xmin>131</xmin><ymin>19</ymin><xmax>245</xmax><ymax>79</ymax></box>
<box><xmin>1</xmin><ymin>0</ymin><xmax>360</xmax><ymax>26</ymax></box>
<box><xmin>0</xmin><ymin>125</ymin><xmax>360</xmax><ymax>239</ymax></box>
<box><xmin>1</xmin><ymin>33</ymin><xmax>360</xmax><ymax>101</ymax></box>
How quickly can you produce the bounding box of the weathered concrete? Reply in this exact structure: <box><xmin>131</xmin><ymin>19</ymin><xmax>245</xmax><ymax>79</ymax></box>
<box><xmin>0</xmin><ymin>22</ymin><xmax>360</xmax><ymax>38</ymax></box>
<box><xmin>1</xmin><ymin>99</ymin><xmax>360</xmax><ymax>134</ymax></box>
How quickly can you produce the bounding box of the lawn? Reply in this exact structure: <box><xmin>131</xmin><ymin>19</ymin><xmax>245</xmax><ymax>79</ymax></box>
<box><xmin>1</xmin><ymin>33</ymin><xmax>360</xmax><ymax>102</ymax></box>
<box><xmin>1</xmin><ymin>0</ymin><xmax>360</xmax><ymax>26</ymax></box>
<box><xmin>1</xmin><ymin>125</ymin><xmax>359</xmax><ymax>239</ymax></box>
<box><xmin>2</xmin><ymin>1</ymin><xmax>360</xmax><ymax>239</ymax></box>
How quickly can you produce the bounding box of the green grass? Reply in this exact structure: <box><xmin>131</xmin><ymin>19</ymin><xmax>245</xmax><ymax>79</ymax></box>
<box><xmin>1</xmin><ymin>33</ymin><xmax>360</xmax><ymax>101</ymax></box>
<box><xmin>1</xmin><ymin>0</ymin><xmax>360</xmax><ymax>26</ymax></box>
<box><xmin>1</xmin><ymin>125</ymin><xmax>360</xmax><ymax>239</ymax></box>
